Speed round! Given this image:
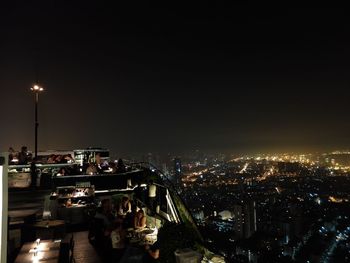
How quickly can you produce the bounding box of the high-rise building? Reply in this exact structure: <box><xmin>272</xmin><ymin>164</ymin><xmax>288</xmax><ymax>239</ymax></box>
<box><xmin>233</xmin><ymin>205</ymin><xmax>244</xmax><ymax>238</ymax></box>
<box><xmin>174</xmin><ymin>158</ymin><xmax>182</xmax><ymax>175</ymax></box>
<box><xmin>233</xmin><ymin>200</ymin><xmax>257</xmax><ymax>239</ymax></box>
<box><xmin>162</xmin><ymin>163</ymin><xmax>169</xmax><ymax>176</ymax></box>
<box><xmin>173</xmin><ymin>157</ymin><xmax>182</xmax><ymax>184</ymax></box>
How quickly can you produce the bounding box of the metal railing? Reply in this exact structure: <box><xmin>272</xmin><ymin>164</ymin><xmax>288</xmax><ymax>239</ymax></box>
<box><xmin>128</xmin><ymin>162</ymin><xmax>204</xmax><ymax>241</ymax></box>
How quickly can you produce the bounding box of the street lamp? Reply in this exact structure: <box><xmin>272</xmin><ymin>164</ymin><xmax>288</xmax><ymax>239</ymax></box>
<box><xmin>30</xmin><ymin>84</ymin><xmax>44</xmax><ymax>158</ymax></box>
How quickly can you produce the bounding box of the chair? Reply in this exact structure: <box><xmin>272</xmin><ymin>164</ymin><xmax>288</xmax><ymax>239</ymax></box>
<box><xmin>69</xmin><ymin>234</ymin><xmax>75</xmax><ymax>263</ymax></box>
<box><xmin>88</xmin><ymin>217</ymin><xmax>105</xmax><ymax>248</ymax></box>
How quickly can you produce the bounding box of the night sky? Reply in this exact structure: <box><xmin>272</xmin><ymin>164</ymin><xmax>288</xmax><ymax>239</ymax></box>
<box><xmin>1</xmin><ymin>3</ymin><xmax>350</xmax><ymax>155</ymax></box>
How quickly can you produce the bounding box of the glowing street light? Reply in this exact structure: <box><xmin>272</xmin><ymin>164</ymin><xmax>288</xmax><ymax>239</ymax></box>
<box><xmin>31</xmin><ymin>84</ymin><xmax>44</xmax><ymax>92</ymax></box>
<box><xmin>31</xmin><ymin>84</ymin><xmax>44</xmax><ymax>158</ymax></box>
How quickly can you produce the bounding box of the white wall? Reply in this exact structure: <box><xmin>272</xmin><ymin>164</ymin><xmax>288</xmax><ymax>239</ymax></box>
<box><xmin>0</xmin><ymin>153</ymin><xmax>8</xmax><ymax>263</ymax></box>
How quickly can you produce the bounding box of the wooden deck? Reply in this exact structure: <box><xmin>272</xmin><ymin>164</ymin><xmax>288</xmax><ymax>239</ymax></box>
<box><xmin>72</xmin><ymin>231</ymin><xmax>103</xmax><ymax>263</ymax></box>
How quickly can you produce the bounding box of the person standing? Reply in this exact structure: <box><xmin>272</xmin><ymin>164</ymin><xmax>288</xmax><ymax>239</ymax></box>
<box><xmin>30</xmin><ymin>158</ymin><xmax>38</xmax><ymax>189</ymax></box>
<box><xmin>148</xmin><ymin>180</ymin><xmax>157</xmax><ymax>215</ymax></box>
<box><xmin>18</xmin><ymin>146</ymin><xmax>29</xmax><ymax>165</ymax></box>
<box><xmin>116</xmin><ymin>158</ymin><xmax>126</xmax><ymax>173</ymax></box>
<box><xmin>110</xmin><ymin>222</ymin><xmax>126</xmax><ymax>262</ymax></box>
<box><xmin>135</xmin><ymin>183</ymin><xmax>146</xmax><ymax>205</ymax></box>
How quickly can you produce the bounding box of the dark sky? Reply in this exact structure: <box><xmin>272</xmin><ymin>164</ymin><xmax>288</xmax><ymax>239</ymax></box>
<box><xmin>1</xmin><ymin>3</ymin><xmax>350</xmax><ymax>155</ymax></box>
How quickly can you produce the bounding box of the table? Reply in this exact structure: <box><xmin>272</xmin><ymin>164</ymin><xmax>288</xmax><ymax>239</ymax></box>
<box><xmin>33</xmin><ymin>220</ymin><xmax>66</xmax><ymax>240</ymax></box>
<box><xmin>9</xmin><ymin>209</ymin><xmax>40</xmax><ymax>244</ymax></box>
<box><xmin>8</xmin><ymin>209</ymin><xmax>40</xmax><ymax>223</ymax></box>
<box><xmin>15</xmin><ymin>239</ymin><xmax>61</xmax><ymax>263</ymax></box>
<box><xmin>33</xmin><ymin>220</ymin><xmax>65</xmax><ymax>228</ymax></box>
<box><xmin>57</xmin><ymin>205</ymin><xmax>88</xmax><ymax>225</ymax></box>
<box><xmin>127</xmin><ymin>228</ymin><xmax>158</xmax><ymax>246</ymax></box>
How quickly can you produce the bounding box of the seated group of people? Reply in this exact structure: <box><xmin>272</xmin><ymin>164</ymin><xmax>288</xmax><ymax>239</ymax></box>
<box><xmin>47</xmin><ymin>154</ymin><xmax>75</xmax><ymax>164</ymax></box>
<box><xmin>85</xmin><ymin>158</ymin><xmax>126</xmax><ymax>175</ymax></box>
<box><xmin>8</xmin><ymin>146</ymin><xmax>32</xmax><ymax>165</ymax></box>
<box><xmin>89</xmin><ymin>197</ymin><xmax>159</xmax><ymax>262</ymax></box>
<box><xmin>56</xmin><ymin>158</ymin><xmax>127</xmax><ymax>176</ymax></box>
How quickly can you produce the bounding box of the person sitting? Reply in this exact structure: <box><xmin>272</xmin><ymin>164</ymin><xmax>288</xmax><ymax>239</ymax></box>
<box><xmin>8</xmin><ymin>147</ymin><xmax>17</xmax><ymax>164</ymax></box>
<box><xmin>109</xmin><ymin>162</ymin><xmax>117</xmax><ymax>173</ymax></box>
<box><xmin>123</xmin><ymin>204</ymin><xmax>137</xmax><ymax>229</ymax></box>
<box><xmin>110</xmin><ymin>221</ymin><xmax>126</xmax><ymax>261</ymax></box>
<box><xmin>54</xmin><ymin>155</ymin><xmax>63</xmax><ymax>163</ymax></box>
<box><xmin>118</xmin><ymin>196</ymin><xmax>132</xmax><ymax>217</ymax></box>
<box><xmin>63</xmin><ymin>154</ymin><xmax>75</xmax><ymax>163</ymax></box>
<box><xmin>142</xmin><ymin>242</ymin><xmax>160</xmax><ymax>262</ymax></box>
<box><xmin>95</xmin><ymin>199</ymin><xmax>115</xmax><ymax>232</ymax></box>
<box><xmin>95</xmin><ymin>153</ymin><xmax>102</xmax><ymax>165</ymax></box>
<box><xmin>47</xmin><ymin>154</ymin><xmax>56</xmax><ymax>163</ymax></box>
<box><xmin>57</xmin><ymin>167</ymin><xmax>68</xmax><ymax>176</ymax></box>
<box><xmin>67</xmin><ymin>164</ymin><xmax>80</xmax><ymax>175</ymax></box>
<box><xmin>116</xmin><ymin>158</ymin><xmax>126</xmax><ymax>173</ymax></box>
<box><xmin>134</xmin><ymin>209</ymin><xmax>147</xmax><ymax>230</ymax></box>
<box><xmin>86</xmin><ymin>163</ymin><xmax>98</xmax><ymax>175</ymax></box>
<box><xmin>94</xmin><ymin>153</ymin><xmax>105</xmax><ymax>173</ymax></box>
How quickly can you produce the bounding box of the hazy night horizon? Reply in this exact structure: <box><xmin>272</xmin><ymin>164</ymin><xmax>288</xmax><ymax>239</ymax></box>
<box><xmin>4</xmin><ymin>4</ymin><xmax>350</xmax><ymax>263</ymax></box>
<box><xmin>1</xmin><ymin>3</ymin><xmax>350</xmax><ymax>156</ymax></box>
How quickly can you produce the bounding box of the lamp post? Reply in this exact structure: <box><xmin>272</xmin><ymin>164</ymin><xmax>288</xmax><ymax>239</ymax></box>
<box><xmin>30</xmin><ymin>84</ymin><xmax>44</xmax><ymax>158</ymax></box>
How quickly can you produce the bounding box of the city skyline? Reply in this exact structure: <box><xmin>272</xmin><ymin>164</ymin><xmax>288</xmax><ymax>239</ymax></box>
<box><xmin>2</xmin><ymin>4</ymin><xmax>350</xmax><ymax>155</ymax></box>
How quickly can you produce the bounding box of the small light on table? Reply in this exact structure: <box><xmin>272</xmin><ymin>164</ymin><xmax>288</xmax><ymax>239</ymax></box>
<box><xmin>36</xmin><ymin>238</ymin><xmax>41</xmax><ymax>245</ymax></box>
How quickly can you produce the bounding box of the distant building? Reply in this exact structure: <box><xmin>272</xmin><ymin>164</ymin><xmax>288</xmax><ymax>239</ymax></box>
<box><xmin>193</xmin><ymin>210</ymin><xmax>205</xmax><ymax>222</ymax></box>
<box><xmin>174</xmin><ymin>157</ymin><xmax>182</xmax><ymax>175</ymax></box>
<box><xmin>174</xmin><ymin>158</ymin><xmax>182</xmax><ymax>183</ymax></box>
<box><xmin>277</xmin><ymin>162</ymin><xmax>299</xmax><ymax>174</ymax></box>
<box><xmin>233</xmin><ymin>200</ymin><xmax>257</xmax><ymax>239</ymax></box>
<box><xmin>218</xmin><ymin>210</ymin><xmax>233</xmax><ymax>220</ymax></box>
<box><xmin>236</xmin><ymin>247</ymin><xmax>258</xmax><ymax>263</ymax></box>
<box><xmin>162</xmin><ymin>163</ymin><xmax>169</xmax><ymax>176</ymax></box>
<box><xmin>325</xmin><ymin>152</ymin><xmax>350</xmax><ymax>166</ymax></box>
<box><xmin>210</xmin><ymin>218</ymin><xmax>234</xmax><ymax>233</ymax></box>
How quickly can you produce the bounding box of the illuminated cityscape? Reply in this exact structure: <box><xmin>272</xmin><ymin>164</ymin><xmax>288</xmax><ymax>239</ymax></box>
<box><xmin>2</xmin><ymin>3</ymin><xmax>350</xmax><ymax>263</ymax></box>
<box><xmin>168</xmin><ymin>151</ymin><xmax>350</xmax><ymax>262</ymax></box>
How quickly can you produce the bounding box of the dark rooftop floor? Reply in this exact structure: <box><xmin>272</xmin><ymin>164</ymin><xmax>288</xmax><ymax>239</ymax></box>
<box><xmin>72</xmin><ymin>231</ymin><xmax>102</xmax><ymax>263</ymax></box>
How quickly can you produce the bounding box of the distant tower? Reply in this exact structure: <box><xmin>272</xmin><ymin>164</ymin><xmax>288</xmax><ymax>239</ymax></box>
<box><xmin>233</xmin><ymin>205</ymin><xmax>244</xmax><ymax>239</ymax></box>
<box><xmin>174</xmin><ymin>157</ymin><xmax>182</xmax><ymax>184</ymax></box>
<box><xmin>174</xmin><ymin>158</ymin><xmax>182</xmax><ymax>175</ymax></box>
<box><xmin>147</xmin><ymin>153</ymin><xmax>153</xmax><ymax>164</ymax></box>
<box><xmin>244</xmin><ymin>200</ymin><xmax>257</xmax><ymax>238</ymax></box>
<box><xmin>162</xmin><ymin>163</ymin><xmax>169</xmax><ymax>176</ymax></box>
<box><xmin>233</xmin><ymin>200</ymin><xmax>257</xmax><ymax>239</ymax></box>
